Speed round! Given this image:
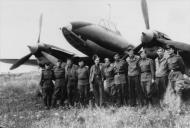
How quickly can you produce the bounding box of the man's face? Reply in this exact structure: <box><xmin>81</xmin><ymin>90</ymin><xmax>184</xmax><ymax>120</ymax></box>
<box><xmin>128</xmin><ymin>50</ymin><xmax>134</xmax><ymax>57</ymax></box>
<box><xmin>45</xmin><ymin>64</ymin><xmax>51</xmax><ymax>69</ymax></box>
<box><xmin>114</xmin><ymin>54</ymin><xmax>120</xmax><ymax>61</ymax></box>
<box><xmin>79</xmin><ymin>61</ymin><xmax>84</xmax><ymax>67</ymax></box>
<box><xmin>140</xmin><ymin>51</ymin><xmax>146</xmax><ymax>59</ymax></box>
<box><xmin>57</xmin><ymin>61</ymin><xmax>61</xmax><ymax>67</ymax></box>
<box><xmin>166</xmin><ymin>48</ymin><xmax>174</xmax><ymax>56</ymax></box>
<box><xmin>67</xmin><ymin>59</ymin><xmax>72</xmax><ymax>66</ymax></box>
<box><xmin>94</xmin><ymin>58</ymin><xmax>100</xmax><ymax>65</ymax></box>
<box><xmin>104</xmin><ymin>58</ymin><xmax>110</xmax><ymax>66</ymax></box>
<box><xmin>157</xmin><ymin>49</ymin><xmax>164</xmax><ymax>58</ymax></box>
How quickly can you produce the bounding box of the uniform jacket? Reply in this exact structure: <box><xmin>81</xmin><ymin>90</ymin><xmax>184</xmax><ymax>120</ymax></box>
<box><xmin>76</xmin><ymin>66</ymin><xmax>89</xmax><ymax>86</ymax></box>
<box><xmin>155</xmin><ymin>56</ymin><xmax>168</xmax><ymax>77</ymax></box>
<box><xmin>40</xmin><ymin>69</ymin><xmax>54</xmax><ymax>88</ymax></box>
<box><xmin>53</xmin><ymin>66</ymin><xmax>66</xmax><ymax>87</ymax></box>
<box><xmin>138</xmin><ymin>58</ymin><xmax>155</xmax><ymax>81</ymax></box>
<box><xmin>102</xmin><ymin>64</ymin><xmax>114</xmax><ymax>80</ymax></box>
<box><xmin>113</xmin><ymin>60</ymin><xmax>128</xmax><ymax>84</ymax></box>
<box><xmin>167</xmin><ymin>54</ymin><xmax>185</xmax><ymax>74</ymax></box>
<box><xmin>65</xmin><ymin>64</ymin><xmax>78</xmax><ymax>86</ymax></box>
<box><xmin>89</xmin><ymin>64</ymin><xmax>104</xmax><ymax>84</ymax></box>
<box><xmin>126</xmin><ymin>55</ymin><xmax>140</xmax><ymax>76</ymax></box>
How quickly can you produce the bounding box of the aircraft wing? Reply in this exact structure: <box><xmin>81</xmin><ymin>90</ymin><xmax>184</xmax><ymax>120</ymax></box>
<box><xmin>0</xmin><ymin>59</ymin><xmax>38</xmax><ymax>66</ymax></box>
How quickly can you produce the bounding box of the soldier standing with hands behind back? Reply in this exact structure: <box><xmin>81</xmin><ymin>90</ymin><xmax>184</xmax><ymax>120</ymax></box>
<box><xmin>65</xmin><ymin>58</ymin><xmax>78</xmax><ymax>106</ymax></box>
<box><xmin>52</xmin><ymin>59</ymin><xmax>67</xmax><ymax>108</ymax></box>
<box><xmin>40</xmin><ymin>63</ymin><xmax>54</xmax><ymax>109</ymax></box>
<box><xmin>76</xmin><ymin>59</ymin><xmax>90</xmax><ymax>106</ymax></box>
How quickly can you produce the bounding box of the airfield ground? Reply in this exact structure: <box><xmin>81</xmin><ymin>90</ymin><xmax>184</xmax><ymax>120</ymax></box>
<box><xmin>1</xmin><ymin>72</ymin><xmax>190</xmax><ymax>128</ymax></box>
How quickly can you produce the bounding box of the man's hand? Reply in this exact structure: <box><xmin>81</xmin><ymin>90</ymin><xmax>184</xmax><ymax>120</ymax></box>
<box><xmin>152</xmin><ymin>79</ymin><xmax>155</xmax><ymax>83</ymax></box>
<box><xmin>90</xmin><ymin>88</ymin><xmax>93</xmax><ymax>92</ymax></box>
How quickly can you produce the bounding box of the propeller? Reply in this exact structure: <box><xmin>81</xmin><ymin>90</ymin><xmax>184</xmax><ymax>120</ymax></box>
<box><xmin>37</xmin><ymin>14</ymin><xmax>43</xmax><ymax>43</ymax></box>
<box><xmin>141</xmin><ymin>0</ymin><xmax>150</xmax><ymax>29</ymax></box>
<box><xmin>134</xmin><ymin>0</ymin><xmax>151</xmax><ymax>53</ymax></box>
<box><xmin>10</xmin><ymin>14</ymin><xmax>44</xmax><ymax>70</ymax></box>
<box><xmin>10</xmin><ymin>53</ymin><xmax>33</xmax><ymax>70</ymax></box>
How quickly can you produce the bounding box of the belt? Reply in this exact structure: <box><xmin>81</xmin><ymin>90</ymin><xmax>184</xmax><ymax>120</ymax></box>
<box><xmin>55</xmin><ymin>77</ymin><xmax>64</xmax><ymax>79</ymax></box>
<box><xmin>115</xmin><ymin>72</ymin><xmax>125</xmax><ymax>75</ymax></box>
<box><xmin>78</xmin><ymin>78</ymin><xmax>88</xmax><ymax>80</ymax></box>
<box><xmin>170</xmin><ymin>68</ymin><xmax>181</xmax><ymax>72</ymax></box>
<box><xmin>141</xmin><ymin>71</ymin><xmax>151</xmax><ymax>73</ymax></box>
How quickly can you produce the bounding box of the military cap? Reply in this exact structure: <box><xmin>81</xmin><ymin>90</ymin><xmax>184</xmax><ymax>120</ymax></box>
<box><xmin>57</xmin><ymin>59</ymin><xmax>63</xmax><ymax>63</ymax></box>
<box><xmin>92</xmin><ymin>54</ymin><xmax>99</xmax><ymax>61</ymax></box>
<box><xmin>113</xmin><ymin>53</ymin><xmax>120</xmax><ymax>57</ymax></box>
<box><xmin>78</xmin><ymin>58</ymin><xmax>85</xmax><ymax>63</ymax></box>
<box><xmin>126</xmin><ymin>45</ymin><xmax>135</xmax><ymax>51</ymax></box>
<box><xmin>165</xmin><ymin>45</ymin><xmax>175</xmax><ymax>50</ymax></box>
<box><xmin>138</xmin><ymin>49</ymin><xmax>146</xmax><ymax>54</ymax></box>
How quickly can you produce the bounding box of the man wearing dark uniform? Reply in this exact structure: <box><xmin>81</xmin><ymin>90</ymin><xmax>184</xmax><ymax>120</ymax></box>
<box><xmin>126</xmin><ymin>46</ymin><xmax>143</xmax><ymax>106</ymax></box>
<box><xmin>113</xmin><ymin>53</ymin><xmax>128</xmax><ymax>106</ymax></box>
<box><xmin>166</xmin><ymin>45</ymin><xmax>185</xmax><ymax>113</ymax></box>
<box><xmin>52</xmin><ymin>60</ymin><xmax>66</xmax><ymax>108</ymax></box>
<box><xmin>166</xmin><ymin>45</ymin><xmax>185</xmax><ymax>88</ymax></box>
<box><xmin>89</xmin><ymin>55</ymin><xmax>104</xmax><ymax>107</ymax></box>
<box><xmin>76</xmin><ymin>59</ymin><xmax>90</xmax><ymax>106</ymax></box>
<box><xmin>40</xmin><ymin>63</ymin><xmax>54</xmax><ymax>109</ymax></box>
<box><xmin>65</xmin><ymin>58</ymin><xmax>78</xmax><ymax>106</ymax></box>
<box><xmin>155</xmin><ymin>47</ymin><xmax>169</xmax><ymax>103</ymax></box>
<box><xmin>102</xmin><ymin>58</ymin><xmax>115</xmax><ymax>103</ymax></box>
<box><xmin>138</xmin><ymin>50</ymin><xmax>155</xmax><ymax>107</ymax></box>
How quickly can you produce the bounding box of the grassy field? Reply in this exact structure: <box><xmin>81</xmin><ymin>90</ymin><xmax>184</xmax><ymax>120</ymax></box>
<box><xmin>1</xmin><ymin>72</ymin><xmax>190</xmax><ymax>128</ymax></box>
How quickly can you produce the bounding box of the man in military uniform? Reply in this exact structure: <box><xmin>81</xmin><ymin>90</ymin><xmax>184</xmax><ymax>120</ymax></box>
<box><xmin>89</xmin><ymin>55</ymin><xmax>104</xmax><ymax>107</ymax></box>
<box><xmin>65</xmin><ymin>58</ymin><xmax>78</xmax><ymax>106</ymax></box>
<box><xmin>40</xmin><ymin>63</ymin><xmax>54</xmax><ymax>109</ymax></box>
<box><xmin>76</xmin><ymin>59</ymin><xmax>90</xmax><ymax>106</ymax></box>
<box><xmin>166</xmin><ymin>45</ymin><xmax>185</xmax><ymax>88</ymax></box>
<box><xmin>166</xmin><ymin>45</ymin><xmax>185</xmax><ymax>113</ymax></box>
<box><xmin>138</xmin><ymin>50</ymin><xmax>155</xmax><ymax>107</ymax></box>
<box><xmin>102</xmin><ymin>58</ymin><xmax>115</xmax><ymax>103</ymax></box>
<box><xmin>113</xmin><ymin>53</ymin><xmax>128</xmax><ymax>106</ymax></box>
<box><xmin>155</xmin><ymin>47</ymin><xmax>169</xmax><ymax>104</ymax></box>
<box><xmin>52</xmin><ymin>59</ymin><xmax>66</xmax><ymax>108</ymax></box>
<box><xmin>126</xmin><ymin>46</ymin><xmax>143</xmax><ymax>107</ymax></box>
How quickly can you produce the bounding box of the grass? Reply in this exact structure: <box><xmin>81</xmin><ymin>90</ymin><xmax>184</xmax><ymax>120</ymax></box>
<box><xmin>1</xmin><ymin>72</ymin><xmax>190</xmax><ymax>128</ymax></box>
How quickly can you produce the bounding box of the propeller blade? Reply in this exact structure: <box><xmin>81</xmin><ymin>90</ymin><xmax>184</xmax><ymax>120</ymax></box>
<box><xmin>134</xmin><ymin>43</ymin><xmax>143</xmax><ymax>54</ymax></box>
<box><xmin>37</xmin><ymin>14</ymin><xmax>43</xmax><ymax>43</ymax></box>
<box><xmin>157</xmin><ymin>39</ymin><xmax>190</xmax><ymax>52</ymax></box>
<box><xmin>141</xmin><ymin>0</ymin><xmax>150</xmax><ymax>29</ymax></box>
<box><xmin>10</xmin><ymin>53</ymin><xmax>32</xmax><ymax>70</ymax></box>
<box><xmin>41</xmin><ymin>51</ymin><xmax>58</xmax><ymax>66</ymax></box>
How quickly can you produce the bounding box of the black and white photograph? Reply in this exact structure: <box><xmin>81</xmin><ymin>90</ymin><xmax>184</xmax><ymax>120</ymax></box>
<box><xmin>1</xmin><ymin>0</ymin><xmax>190</xmax><ymax>127</ymax></box>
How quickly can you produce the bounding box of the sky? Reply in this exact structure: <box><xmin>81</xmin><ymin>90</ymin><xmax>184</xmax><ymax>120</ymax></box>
<box><xmin>0</xmin><ymin>0</ymin><xmax>190</xmax><ymax>73</ymax></box>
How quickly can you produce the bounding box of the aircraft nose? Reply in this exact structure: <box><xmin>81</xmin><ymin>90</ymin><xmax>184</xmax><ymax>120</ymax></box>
<box><xmin>64</xmin><ymin>23</ymin><xmax>73</xmax><ymax>31</ymax></box>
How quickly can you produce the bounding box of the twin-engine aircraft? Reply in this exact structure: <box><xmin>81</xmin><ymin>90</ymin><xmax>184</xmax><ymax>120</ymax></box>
<box><xmin>1</xmin><ymin>0</ymin><xmax>190</xmax><ymax>74</ymax></box>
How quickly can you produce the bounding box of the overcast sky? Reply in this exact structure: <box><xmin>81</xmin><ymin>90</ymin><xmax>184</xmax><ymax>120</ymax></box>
<box><xmin>0</xmin><ymin>0</ymin><xmax>190</xmax><ymax>73</ymax></box>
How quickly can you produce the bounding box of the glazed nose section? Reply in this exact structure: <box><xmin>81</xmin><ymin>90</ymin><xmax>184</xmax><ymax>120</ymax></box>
<box><xmin>64</xmin><ymin>23</ymin><xmax>73</xmax><ymax>31</ymax></box>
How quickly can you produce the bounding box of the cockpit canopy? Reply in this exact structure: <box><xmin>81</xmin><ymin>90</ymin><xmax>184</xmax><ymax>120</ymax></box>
<box><xmin>99</xmin><ymin>19</ymin><xmax>121</xmax><ymax>35</ymax></box>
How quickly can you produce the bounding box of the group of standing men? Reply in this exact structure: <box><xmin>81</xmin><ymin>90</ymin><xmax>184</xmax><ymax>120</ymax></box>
<box><xmin>40</xmin><ymin>44</ymin><xmax>185</xmax><ymax>110</ymax></box>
